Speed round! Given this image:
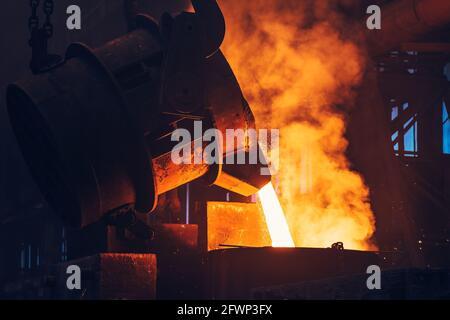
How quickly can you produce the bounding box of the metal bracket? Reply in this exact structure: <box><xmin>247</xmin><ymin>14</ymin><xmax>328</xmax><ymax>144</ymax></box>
<box><xmin>159</xmin><ymin>0</ymin><xmax>225</xmax><ymax>115</ymax></box>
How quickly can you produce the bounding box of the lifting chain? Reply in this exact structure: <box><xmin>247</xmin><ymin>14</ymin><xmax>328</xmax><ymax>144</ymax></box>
<box><xmin>28</xmin><ymin>0</ymin><xmax>62</xmax><ymax>74</ymax></box>
<box><xmin>28</xmin><ymin>0</ymin><xmax>40</xmax><ymax>44</ymax></box>
<box><xmin>43</xmin><ymin>0</ymin><xmax>55</xmax><ymax>38</ymax></box>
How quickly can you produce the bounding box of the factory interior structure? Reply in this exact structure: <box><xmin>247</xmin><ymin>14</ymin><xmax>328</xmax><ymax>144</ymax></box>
<box><xmin>0</xmin><ymin>0</ymin><xmax>449</xmax><ymax>300</ymax></box>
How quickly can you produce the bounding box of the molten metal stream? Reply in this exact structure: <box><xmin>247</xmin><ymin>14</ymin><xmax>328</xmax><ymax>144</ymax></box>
<box><xmin>258</xmin><ymin>182</ymin><xmax>295</xmax><ymax>247</ymax></box>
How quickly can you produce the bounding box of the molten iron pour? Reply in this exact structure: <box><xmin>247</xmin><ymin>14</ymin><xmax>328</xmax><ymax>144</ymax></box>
<box><xmin>258</xmin><ymin>182</ymin><xmax>294</xmax><ymax>247</ymax></box>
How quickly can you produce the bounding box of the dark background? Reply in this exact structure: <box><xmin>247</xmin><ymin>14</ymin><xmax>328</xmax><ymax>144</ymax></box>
<box><xmin>0</xmin><ymin>0</ymin><xmax>190</xmax><ymax>285</ymax></box>
<box><xmin>0</xmin><ymin>0</ymin><xmax>189</xmax><ymax>226</ymax></box>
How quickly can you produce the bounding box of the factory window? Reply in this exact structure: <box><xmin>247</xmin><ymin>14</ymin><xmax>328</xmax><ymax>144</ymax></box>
<box><xmin>403</xmin><ymin>116</ymin><xmax>418</xmax><ymax>156</ymax></box>
<box><xmin>391</xmin><ymin>106</ymin><xmax>399</xmax><ymax>121</ymax></box>
<box><xmin>391</xmin><ymin>102</ymin><xmax>418</xmax><ymax>157</ymax></box>
<box><xmin>444</xmin><ymin>101</ymin><xmax>450</xmax><ymax>154</ymax></box>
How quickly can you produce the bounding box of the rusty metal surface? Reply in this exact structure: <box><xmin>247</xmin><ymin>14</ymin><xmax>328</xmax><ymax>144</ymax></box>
<box><xmin>206</xmin><ymin>202</ymin><xmax>271</xmax><ymax>251</ymax></box>
<box><xmin>207</xmin><ymin>247</ymin><xmax>379</xmax><ymax>299</ymax></box>
<box><xmin>56</xmin><ymin>253</ymin><xmax>156</xmax><ymax>300</ymax></box>
<box><xmin>151</xmin><ymin>224</ymin><xmax>198</xmax><ymax>253</ymax></box>
<box><xmin>157</xmin><ymin>251</ymin><xmax>205</xmax><ymax>299</ymax></box>
<box><xmin>68</xmin><ymin>222</ymin><xmax>198</xmax><ymax>258</ymax></box>
<box><xmin>6</xmin><ymin>1</ymin><xmax>271</xmax><ymax>229</ymax></box>
<box><xmin>214</xmin><ymin>160</ymin><xmax>271</xmax><ymax>196</ymax></box>
<box><xmin>251</xmin><ymin>268</ymin><xmax>450</xmax><ymax>300</ymax></box>
<box><xmin>152</xmin><ymin>150</ymin><xmax>210</xmax><ymax>195</ymax></box>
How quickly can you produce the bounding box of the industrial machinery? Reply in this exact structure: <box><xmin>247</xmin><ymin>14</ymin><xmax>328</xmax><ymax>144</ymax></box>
<box><xmin>7</xmin><ymin>0</ymin><xmax>269</xmax><ymax>230</ymax></box>
<box><xmin>4</xmin><ymin>0</ymin><xmax>284</xmax><ymax>299</ymax></box>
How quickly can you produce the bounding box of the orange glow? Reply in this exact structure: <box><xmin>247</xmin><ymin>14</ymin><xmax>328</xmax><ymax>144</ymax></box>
<box><xmin>258</xmin><ymin>182</ymin><xmax>295</xmax><ymax>247</ymax></box>
<box><xmin>207</xmin><ymin>202</ymin><xmax>271</xmax><ymax>250</ymax></box>
<box><xmin>220</xmin><ymin>0</ymin><xmax>377</xmax><ymax>250</ymax></box>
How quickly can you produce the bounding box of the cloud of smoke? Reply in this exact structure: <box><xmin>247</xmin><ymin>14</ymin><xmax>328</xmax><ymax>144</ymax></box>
<box><xmin>218</xmin><ymin>0</ymin><xmax>376</xmax><ymax>250</ymax></box>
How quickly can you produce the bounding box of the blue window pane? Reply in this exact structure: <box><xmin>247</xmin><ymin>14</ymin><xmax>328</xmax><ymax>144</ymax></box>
<box><xmin>391</xmin><ymin>106</ymin><xmax>398</xmax><ymax>120</ymax></box>
<box><xmin>444</xmin><ymin>102</ymin><xmax>450</xmax><ymax>154</ymax></box>
<box><xmin>404</xmin><ymin>126</ymin><xmax>414</xmax><ymax>151</ymax></box>
<box><xmin>390</xmin><ymin>102</ymin><xmax>418</xmax><ymax>157</ymax></box>
<box><xmin>404</xmin><ymin>116</ymin><xmax>414</xmax><ymax>129</ymax></box>
<box><xmin>391</xmin><ymin>131</ymin><xmax>398</xmax><ymax>142</ymax></box>
<box><xmin>404</xmin><ymin>121</ymin><xmax>417</xmax><ymax>153</ymax></box>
